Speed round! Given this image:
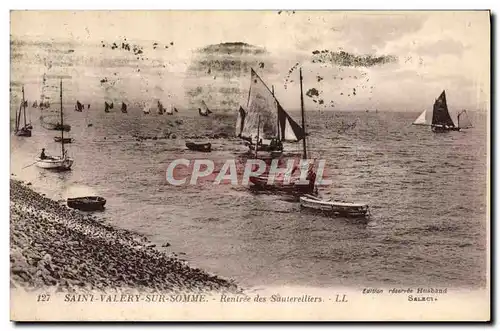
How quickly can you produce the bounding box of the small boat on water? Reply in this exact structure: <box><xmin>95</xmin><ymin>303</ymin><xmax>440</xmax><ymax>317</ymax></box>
<box><xmin>185</xmin><ymin>141</ymin><xmax>212</xmax><ymax>152</ymax></box>
<box><xmin>40</xmin><ymin>116</ymin><xmax>71</xmax><ymax>131</ymax></box>
<box><xmin>74</xmin><ymin>100</ymin><xmax>84</xmax><ymax>112</ymax></box>
<box><xmin>248</xmin><ymin>67</ymin><xmax>316</xmax><ymax>195</ymax></box>
<box><xmin>15</xmin><ymin>86</ymin><xmax>32</xmax><ymax>137</ymax></box>
<box><xmin>300</xmin><ymin>194</ymin><xmax>369</xmax><ymax>218</ymax></box>
<box><xmin>198</xmin><ymin>100</ymin><xmax>212</xmax><ymax>116</ymax></box>
<box><xmin>36</xmin><ymin>80</ymin><xmax>74</xmax><ymax>171</ymax></box>
<box><xmin>54</xmin><ymin>137</ymin><xmax>72</xmax><ymax>143</ymax></box>
<box><xmin>413</xmin><ymin>90</ymin><xmax>473</xmax><ymax>132</ymax></box>
<box><xmin>67</xmin><ymin>196</ymin><xmax>106</xmax><ymax>211</ymax></box>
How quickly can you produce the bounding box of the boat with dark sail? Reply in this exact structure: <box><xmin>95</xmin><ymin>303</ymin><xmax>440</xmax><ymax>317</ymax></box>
<box><xmin>237</xmin><ymin>68</ymin><xmax>305</xmax><ymax>153</ymax></box>
<box><xmin>185</xmin><ymin>142</ymin><xmax>212</xmax><ymax>152</ymax></box>
<box><xmin>413</xmin><ymin>90</ymin><xmax>473</xmax><ymax>132</ymax></box>
<box><xmin>74</xmin><ymin>100</ymin><xmax>84</xmax><ymax>112</ymax></box>
<box><xmin>199</xmin><ymin>100</ymin><xmax>212</xmax><ymax>116</ymax></box>
<box><xmin>248</xmin><ymin>68</ymin><xmax>316</xmax><ymax>196</ymax></box>
<box><xmin>36</xmin><ymin>80</ymin><xmax>74</xmax><ymax>171</ymax></box>
<box><xmin>15</xmin><ymin>86</ymin><xmax>32</xmax><ymax>137</ymax></box>
<box><xmin>158</xmin><ymin>101</ymin><xmax>165</xmax><ymax>115</ymax></box>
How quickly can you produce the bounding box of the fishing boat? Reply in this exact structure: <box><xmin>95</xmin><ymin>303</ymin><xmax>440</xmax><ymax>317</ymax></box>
<box><xmin>157</xmin><ymin>101</ymin><xmax>165</xmax><ymax>115</ymax></box>
<box><xmin>67</xmin><ymin>196</ymin><xmax>106</xmax><ymax>211</ymax></box>
<box><xmin>413</xmin><ymin>91</ymin><xmax>473</xmax><ymax>132</ymax></box>
<box><xmin>198</xmin><ymin>100</ymin><xmax>212</xmax><ymax>116</ymax></box>
<box><xmin>142</xmin><ymin>101</ymin><xmax>152</xmax><ymax>114</ymax></box>
<box><xmin>300</xmin><ymin>194</ymin><xmax>369</xmax><ymax>218</ymax></box>
<box><xmin>457</xmin><ymin>109</ymin><xmax>473</xmax><ymax>129</ymax></box>
<box><xmin>74</xmin><ymin>100</ymin><xmax>84</xmax><ymax>112</ymax></box>
<box><xmin>14</xmin><ymin>86</ymin><xmax>32</xmax><ymax>137</ymax></box>
<box><xmin>36</xmin><ymin>80</ymin><xmax>74</xmax><ymax>171</ymax></box>
<box><xmin>249</xmin><ymin>68</ymin><xmax>316</xmax><ymax>195</ymax></box>
<box><xmin>121</xmin><ymin>102</ymin><xmax>128</xmax><ymax>113</ymax></box>
<box><xmin>237</xmin><ymin>68</ymin><xmax>305</xmax><ymax>153</ymax></box>
<box><xmin>185</xmin><ymin>141</ymin><xmax>212</xmax><ymax>152</ymax></box>
<box><xmin>165</xmin><ymin>104</ymin><xmax>174</xmax><ymax>115</ymax></box>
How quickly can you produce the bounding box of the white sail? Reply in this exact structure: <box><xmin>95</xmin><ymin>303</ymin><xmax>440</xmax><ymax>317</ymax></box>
<box><xmin>413</xmin><ymin>109</ymin><xmax>431</xmax><ymax>126</ymax></box>
<box><xmin>457</xmin><ymin>110</ymin><xmax>473</xmax><ymax>129</ymax></box>
<box><xmin>142</xmin><ymin>101</ymin><xmax>152</xmax><ymax>114</ymax></box>
<box><xmin>166</xmin><ymin>104</ymin><xmax>174</xmax><ymax>115</ymax></box>
<box><xmin>240</xmin><ymin>69</ymin><xmax>279</xmax><ymax>140</ymax></box>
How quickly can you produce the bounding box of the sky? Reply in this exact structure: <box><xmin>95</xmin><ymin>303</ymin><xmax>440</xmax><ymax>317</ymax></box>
<box><xmin>10</xmin><ymin>10</ymin><xmax>490</xmax><ymax>112</ymax></box>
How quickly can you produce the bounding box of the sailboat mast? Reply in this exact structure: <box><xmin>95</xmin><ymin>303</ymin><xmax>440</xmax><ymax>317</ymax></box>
<box><xmin>22</xmin><ymin>86</ymin><xmax>27</xmax><ymax>127</ymax></box>
<box><xmin>272</xmin><ymin>85</ymin><xmax>280</xmax><ymax>140</ymax></box>
<box><xmin>60</xmin><ymin>79</ymin><xmax>64</xmax><ymax>158</ymax></box>
<box><xmin>299</xmin><ymin>68</ymin><xmax>307</xmax><ymax>159</ymax></box>
<box><xmin>255</xmin><ymin>116</ymin><xmax>260</xmax><ymax>158</ymax></box>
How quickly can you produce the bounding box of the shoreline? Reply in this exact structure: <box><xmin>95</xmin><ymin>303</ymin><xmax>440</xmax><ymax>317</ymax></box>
<box><xmin>10</xmin><ymin>178</ymin><xmax>240</xmax><ymax>293</ymax></box>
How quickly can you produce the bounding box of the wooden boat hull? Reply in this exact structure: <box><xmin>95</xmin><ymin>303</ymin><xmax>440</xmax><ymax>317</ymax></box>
<box><xmin>40</xmin><ymin>120</ymin><xmax>71</xmax><ymax>132</ymax></box>
<box><xmin>432</xmin><ymin>126</ymin><xmax>460</xmax><ymax>133</ymax></box>
<box><xmin>300</xmin><ymin>195</ymin><xmax>369</xmax><ymax>217</ymax></box>
<box><xmin>54</xmin><ymin>137</ymin><xmax>72</xmax><ymax>143</ymax></box>
<box><xmin>35</xmin><ymin>157</ymin><xmax>74</xmax><ymax>171</ymax></box>
<box><xmin>249</xmin><ymin>175</ymin><xmax>315</xmax><ymax>195</ymax></box>
<box><xmin>67</xmin><ymin>196</ymin><xmax>106</xmax><ymax>211</ymax></box>
<box><xmin>186</xmin><ymin>142</ymin><xmax>212</xmax><ymax>152</ymax></box>
<box><xmin>15</xmin><ymin>128</ymin><xmax>32</xmax><ymax>137</ymax></box>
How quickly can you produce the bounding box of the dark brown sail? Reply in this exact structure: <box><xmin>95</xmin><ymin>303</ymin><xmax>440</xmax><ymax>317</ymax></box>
<box><xmin>432</xmin><ymin>90</ymin><xmax>455</xmax><ymax>127</ymax></box>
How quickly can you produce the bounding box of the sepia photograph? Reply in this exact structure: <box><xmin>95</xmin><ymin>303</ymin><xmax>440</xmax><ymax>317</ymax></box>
<box><xmin>9</xmin><ymin>10</ymin><xmax>490</xmax><ymax>321</ymax></box>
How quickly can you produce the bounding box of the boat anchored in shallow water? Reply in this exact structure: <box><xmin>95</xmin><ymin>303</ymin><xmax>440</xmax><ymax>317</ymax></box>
<box><xmin>67</xmin><ymin>196</ymin><xmax>106</xmax><ymax>211</ymax></box>
<box><xmin>300</xmin><ymin>194</ymin><xmax>370</xmax><ymax>218</ymax></box>
<box><xmin>36</xmin><ymin>79</ymin><xmax>74</xmax><ymax>171</ymax></box>
<box><xmin>185</xmin><ymin>141</ymin><xmax>212</xmax><ymax>152</ymax></box>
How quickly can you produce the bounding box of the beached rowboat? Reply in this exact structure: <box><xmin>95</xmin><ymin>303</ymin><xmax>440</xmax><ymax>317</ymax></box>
<box><xmin>54</xmin><ymin>137</ymin><xmax>72</xmax><ymax>143</ymax></box>
<box><xmin>185</xmin><ymin>142</ymin><xmax>212</xmax><ymax>152</ymax></box>
<box><xmin>300</xmin><ymin>194</ymin><xmax>369</xmax><ymax>217</ymax></box>
<box><xmin>67</xmin><ymin>196</ymin><xmax>106</xmax><ymax>211</ymax></box>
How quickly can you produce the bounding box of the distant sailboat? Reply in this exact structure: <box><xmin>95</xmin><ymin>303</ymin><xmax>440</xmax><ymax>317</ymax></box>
<box><xmin>430</xmin><ymin>90</ymin><xmax>460</xmax><ymax>132</ymax></box>
<box><xmin>413</xmin><ymin>90</ymin><xmax>472</xmax><ymax>132</ymax></box>
<box><xmin>143</xmin><ymin>101</ymin><xmax>151</xmax><ymax>114</ymax></box>
<box><xmin>158</xmin><ymin>101</ymin><xmax>164</xmax><ymax>115</ymax></box>
<box><xmin>412</xmin><ymin>109</ymin><xmax>432</xmax><ymax>126</ymax></box>
<box><xmin>36</xmin><ymin>80</ymin><xmax>74</xmax><ymax>171</ymax></box>
<box><xmin>457</xmin><ymin>110</ymin><xmax>473</xmax><ymax>129</ymax></box>
<box><xmin>75</xmin><ymin>100</ymin><xmax>83</xmax><ymax>112</ymax></box>
<box><xmin>199</xmin><ymin>100</ymin><xmax>211</xmax><ymax>116</ymax></box>
<box><xmin>15</xmin><ymin>86</ymin><xmax>32</xmax><ymax>137</ymax></box>
<box><xmin>165</xmin><ymin>104</ymin><xmax>174</xmax><ymax>115</ymax></box>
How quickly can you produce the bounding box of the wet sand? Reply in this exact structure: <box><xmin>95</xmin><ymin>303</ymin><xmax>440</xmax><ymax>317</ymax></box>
<box><xmin>10</xmin><ymin>178</ymin><xmax>240</xmax><ymax>293</ymax></box>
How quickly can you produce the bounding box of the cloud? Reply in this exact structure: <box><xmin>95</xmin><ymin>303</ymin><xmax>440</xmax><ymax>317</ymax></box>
<box><xmin>415</xmin><ymin>38</ymin><xmax>468</xmax><ymax>57</ymax></box>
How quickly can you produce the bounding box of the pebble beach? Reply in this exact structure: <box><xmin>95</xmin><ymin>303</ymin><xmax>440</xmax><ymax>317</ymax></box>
<box><xmin>10</xmin><ymin>178</ymin><xmax>240</xmax><ymax>293</ymax></box>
